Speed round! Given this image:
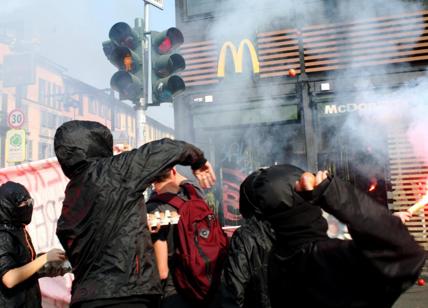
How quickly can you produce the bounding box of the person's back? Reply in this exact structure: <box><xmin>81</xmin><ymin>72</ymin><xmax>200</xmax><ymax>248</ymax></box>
<box><xmin>148</xmin><ymin>168</ymin><xmax>225</xmax><ymax>307</ymax></box>
<box><xmin>54</xmin><ymin>121</ymin><xmax>214</xmax><ymax>307</ymax></box>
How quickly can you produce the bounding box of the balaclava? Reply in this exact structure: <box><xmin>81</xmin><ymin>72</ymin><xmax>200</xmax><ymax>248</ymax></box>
<box><xmin>0</xmin><ymin>181</ymin><xmax>33</xmax><ymax>225</ymax></box>
<box><xmin>240</xmin><ymin>164</ymin><xmax>328</xmax><ymax>251</ymax></box>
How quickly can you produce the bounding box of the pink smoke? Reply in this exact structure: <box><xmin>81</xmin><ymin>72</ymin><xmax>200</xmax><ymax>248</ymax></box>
<box><xmin>407</xmin><ymin>122</ymin><xmax>428</xmax><ymax>165</ymax></box>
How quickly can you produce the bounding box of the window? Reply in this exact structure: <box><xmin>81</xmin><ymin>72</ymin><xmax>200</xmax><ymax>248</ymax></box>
<box><xmin>38</xmin><ymin>142</ymin><xmax>49</xmax><ymax>159</ymax></box>
<box><xmin>185</xmin><ymin>0</ymin><xmax>236</xmax><ymax>17</ymax></box>
<box><xmin>52</xmin><ymin>84</ymin><xmax>62</xmax><ymax>109</ymax></box>
<box><xmin>0</xmin><ymin>94</ymin><xmax>7</xmax><ymax>123</ymax></box>
<box><xmin>38</xmin><ymin>79</ymin><xmax>62</xmax><ymax>108</ymax></box>
<box><xmin>38</xmin><ymin>79</ymin><xmax>46</xmax><ymax>104</ymax></box>
<box><xmin>0</xmin><ymin>94</ymin><xmax>7</xmax><ymax>111</ymax></box>
<box><xmin>88</xmin><ymin>97</ymin><xmax>99</xmax><ymax>115</ymax></box>
<box><xmin>186</xmin><ymin>0</ymin><xmax>218</xmax><ymax>16</ymax></box>
<box><xmin>41</xmin><ymin>112</ymin><xmax>60</xmax><ymax>129</ymax></box>
<box><xmin>27</xmin><ymin>140</ymin><xmax>32</xmax><ymax>161</ymax></box>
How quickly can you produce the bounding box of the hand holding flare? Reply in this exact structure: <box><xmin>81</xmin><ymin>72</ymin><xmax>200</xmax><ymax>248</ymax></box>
<box><xmin>408</xmin><ymin>193</ymin><xmax>428</xmax><ymax>215</ymax></box>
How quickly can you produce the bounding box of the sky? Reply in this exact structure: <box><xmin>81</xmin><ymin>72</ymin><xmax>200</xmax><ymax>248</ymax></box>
<box><xmin>0</xmin><ymin>0</ymin><xmax>176</xmax><ymax>127</ymax></box>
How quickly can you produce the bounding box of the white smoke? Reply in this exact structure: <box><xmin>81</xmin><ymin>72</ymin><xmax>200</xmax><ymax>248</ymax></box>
<box><xmin>202</xmin><ymin>0</ymin><xmax>427</xmax><ymax>174</ymax></box>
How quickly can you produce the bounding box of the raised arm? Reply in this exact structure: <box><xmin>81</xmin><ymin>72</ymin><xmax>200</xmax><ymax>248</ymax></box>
<box><xmin>319</xmin><ymin>176</ymin><xmax>426</xmax><ymax>280</ymax></box>
<box><xmin>111</xmin><ymin>138</ymin><xmax>215</xmax><ymax>192</ymax></box>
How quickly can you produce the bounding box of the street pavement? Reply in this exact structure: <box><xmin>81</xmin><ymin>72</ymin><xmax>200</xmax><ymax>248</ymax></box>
<box><xmin>393</xmin><ymin>282</ymin><xmax>428</xmax><ymax>308</ymax></box>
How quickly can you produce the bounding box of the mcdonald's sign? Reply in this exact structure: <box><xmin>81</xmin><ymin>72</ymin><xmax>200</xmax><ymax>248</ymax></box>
<box><xmin>217</xmin><ymin>39</ymin><xmax>260</xmax><ymax>77</ymax></box>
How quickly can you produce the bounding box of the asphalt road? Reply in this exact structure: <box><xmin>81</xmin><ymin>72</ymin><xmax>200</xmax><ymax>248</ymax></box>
<box><xmin>393</xmin><ymin>283</ymin><xmax>428</xmax><ymax>308</ymax></box>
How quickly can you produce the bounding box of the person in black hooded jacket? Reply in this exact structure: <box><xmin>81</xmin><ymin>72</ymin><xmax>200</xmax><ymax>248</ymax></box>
<box><xmin>53</xmin><ymin>120</ymin><xmax>216</xmax><ymax>308</ymax></box>
<box><xmin>0</xmin><ymin>181</ymin><xmax>66</xmax><ymax>308</ymax></box>
<box><xmin>221</xmin><ymin>169</ymin><xmax>276</xmax><ymax>308</ymax></box>
<box><xmin>239</xmin><ymin>164</ymin><xmax>425</xmax><ymax>308</ymax></box>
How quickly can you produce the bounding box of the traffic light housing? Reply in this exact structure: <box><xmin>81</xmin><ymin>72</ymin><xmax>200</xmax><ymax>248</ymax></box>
<box><xmin>151</xmin><ymin>28</ymin><xmax>186</xmax><ymax>105</ymax></box>
<box><xmin>103</xmin><ymin>20</ymin><xmax>144</xmax><ymax>102</ymax></box>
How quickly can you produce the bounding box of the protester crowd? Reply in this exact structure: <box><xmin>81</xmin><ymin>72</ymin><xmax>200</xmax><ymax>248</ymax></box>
<box><xmin>0</xmin><ymin>120</ymin><xmax>425</xmax><ymax>308</ymax></box>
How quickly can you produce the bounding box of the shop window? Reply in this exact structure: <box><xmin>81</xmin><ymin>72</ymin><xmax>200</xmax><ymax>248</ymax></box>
<box><xmin>27</xmin><ymin>140</ymin><xmax>32</xmax><ymax>161</ymax></box>
<box><xmin>186</xmin><ymin>0</ymin><xmax>218</xmax><ymax>16</ymax></box>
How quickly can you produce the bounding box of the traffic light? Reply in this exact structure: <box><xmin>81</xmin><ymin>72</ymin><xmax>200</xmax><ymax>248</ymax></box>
<box><xmin>151</xmin><ymin>28</ymin><xmax>186</xmax><ymax>105</ymax></box>
<box><xmin>103</xmin><ymin>20</ymin><xmax>144</xmax><ymax>102</ymax></box>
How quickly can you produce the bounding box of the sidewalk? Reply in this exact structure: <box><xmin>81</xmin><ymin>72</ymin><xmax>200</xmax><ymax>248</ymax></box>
<box><xmin>393</xmin><ymin>283</ymin><xmax>428</xmax><ymax>308</ymax></box>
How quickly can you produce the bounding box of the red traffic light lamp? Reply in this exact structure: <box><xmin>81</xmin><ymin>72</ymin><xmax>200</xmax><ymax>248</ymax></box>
<box><xmin>151</xmin><ymin>27</ymin><xmax>186</xmax><ymax>105</ymax></box>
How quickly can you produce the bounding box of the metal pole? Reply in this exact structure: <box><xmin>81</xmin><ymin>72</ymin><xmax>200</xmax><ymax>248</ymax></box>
<box><xmin>134</xmin><ymin>3</ymin><xmax>152</xmax><ymax>148</ymax></box>
<box><xmin>135</xmin><ymin>103</ymin><xmax>146</xmax><ymax>146</ymax></box>
<box><xmin>144</xmin><ymin>2</ymin><xmax>152</xmax><ymax>107</ymax></box>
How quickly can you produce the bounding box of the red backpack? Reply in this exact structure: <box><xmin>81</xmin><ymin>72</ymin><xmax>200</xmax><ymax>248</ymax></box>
<box><xmin>153</xmin><ymin>183</ymin><xmax>228</xmax><ymax>302</ymax></box>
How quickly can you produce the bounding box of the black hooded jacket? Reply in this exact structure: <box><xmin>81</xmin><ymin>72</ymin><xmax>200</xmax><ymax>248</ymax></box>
<box><xmin>221</xmin><ymin>216</ymin><xmax>275</xmax><ymax>308</ymax></box>
<box><xmin>54</xmin><ymin>121</ymin><xmax>208</xmax><ymax>305</ymax></box>
<box><xmin>221</xmin><ymin>169</ymin><xmax>276</xmax><ymax>308</ymax></box>
<box><xmin>0</xmin><ymin>181</ymin><xmax>40</xmax><ymax>308</ymax></box>
<box><xmin>243</xmin><ymin>164</ymin><xmax>425</xmax><ymax>308</ymax></box>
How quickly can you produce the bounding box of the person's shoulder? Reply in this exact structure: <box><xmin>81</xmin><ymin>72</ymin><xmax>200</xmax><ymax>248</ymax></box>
<box><xmin>233</xmin><ymin>224</ymin><xmax>254</xmax><ymax>237</ymax></box>
<box><xmin>147</xmin><ymin>199</ymin><xmax>176</xmax><ymax>213</ymax></box>
<box><xmin>234</xmin><ymin>219</ymin><xmax>273</xmax><ymax>241</ymax></box>
<box><xmin>180</xmin><ymin>180</ymin><xmax>205</xmax><ymax>198</ymax></box>
<box><xmin>0</xmin><ymin>229</ymin><xmax>17</xmax><ymax>253</ymax></box>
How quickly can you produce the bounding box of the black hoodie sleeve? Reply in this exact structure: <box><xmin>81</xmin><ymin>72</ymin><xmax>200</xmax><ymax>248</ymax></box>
<box><xmin>111</xmin><ymin>138</ymin><xmax>206</xmax><ymax>193</ymax></box>
<box><xmin>0</xmin><ymin>232</ymin><xmax>17</xmax><ymax>279</ymax></box>
<box><xmin>319</xmin><ymin>176</ymin><xmax>426</xmax><ymax>281</ymax></box>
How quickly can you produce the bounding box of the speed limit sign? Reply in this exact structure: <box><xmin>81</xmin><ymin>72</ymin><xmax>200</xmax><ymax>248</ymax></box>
<box><xmin>8</xmin><ymin>109</ymin><xmax>25</xmax><ymax>129</ymax></box>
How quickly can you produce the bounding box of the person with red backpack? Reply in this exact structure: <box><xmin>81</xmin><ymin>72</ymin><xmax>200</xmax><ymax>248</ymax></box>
<box><xmin>147</xmin><ymin>167</ymin><xmax>228</xmax><ymax>308</ymax></box>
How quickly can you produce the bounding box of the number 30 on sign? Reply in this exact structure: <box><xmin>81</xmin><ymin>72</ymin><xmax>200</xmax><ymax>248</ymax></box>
<box><xmin>8</xmin><ymin>109</ymin><xmax>25</xmax><ymax>129</ymax></box>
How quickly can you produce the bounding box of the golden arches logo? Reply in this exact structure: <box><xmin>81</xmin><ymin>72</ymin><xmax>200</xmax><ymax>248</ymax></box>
<box><xmin>217</xmin><ymin>39</ymin><xmax>260</xmax><ymax>77</ymax></box>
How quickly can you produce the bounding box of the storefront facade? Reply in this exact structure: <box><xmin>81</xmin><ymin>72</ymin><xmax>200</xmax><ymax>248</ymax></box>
<box><xmin>174</xmin><ymin>1</ymin><xmax>428</xmax><ymax>252</ymax></box>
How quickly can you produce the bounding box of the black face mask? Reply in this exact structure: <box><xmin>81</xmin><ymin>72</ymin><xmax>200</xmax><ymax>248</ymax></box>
<box><xmin>12</xmin><ymin>199</ymin><xmax>34</xmax><ymax>225</ymax></box>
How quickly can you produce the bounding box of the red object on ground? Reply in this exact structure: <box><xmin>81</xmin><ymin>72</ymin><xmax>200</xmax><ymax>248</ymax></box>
<box><xmin>288</xmin><ymin>68</ymin><xmax>297</xmax><ymax>77</ymax></box>
<box><xmin>417</xmin><ymin>278</ymin><xmax>425</xmax><ymax>286</ymax></box>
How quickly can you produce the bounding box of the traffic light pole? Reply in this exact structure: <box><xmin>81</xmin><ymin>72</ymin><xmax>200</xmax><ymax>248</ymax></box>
<box><xmin>106</xmin><ymin>1</ymin><xmax>183</xmax><ymax>146</ymax></box>
<box><xmin>133</xmin><ymin>5</ymin><xmax>149</xmax><ymax>147</ymax></box>
<box><xmin>134</xmin><ymin>2</ymin><xmax>153</xmax><ymax>147</ymax></box>
<box><xmin>144</xmin><ymin>2</ymin><xmax>153</xmax><ymax>107</ymax></box>
<box><xmin>134</xmin><ymin>102</ymin><xmax>146</xmax><ymax>147</ymax></box>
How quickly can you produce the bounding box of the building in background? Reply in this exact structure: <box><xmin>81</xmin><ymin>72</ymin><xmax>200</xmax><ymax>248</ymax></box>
<box><xmin>0</xmin><ymin>33</ymin><xmax>174</xmax><ymax>168</ymax></box>
<box><xmin>174</xmin><ymin>0</ymin><xmax>428</xmax><ymax>267</ymax></box>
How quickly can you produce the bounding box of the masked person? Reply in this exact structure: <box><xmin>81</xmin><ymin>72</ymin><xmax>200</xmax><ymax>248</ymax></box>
<box><xmin>0</xmin><ymin>181</ymin><xmax>66</xmax><ymax>308</ymax></box>
<box><xmin>54</xmin><ymin>120</ymin><xmax>216</xmax><ymax>308</ymax></box>
<box><xmin>221</xmin><ymin>169</ymin><xmax>276</xmax><ymax>308</ymax></box>
<box><xmin>239</xmin><ymin>164</ymin><xmax>425</xmax><ymax>308</ymax></box>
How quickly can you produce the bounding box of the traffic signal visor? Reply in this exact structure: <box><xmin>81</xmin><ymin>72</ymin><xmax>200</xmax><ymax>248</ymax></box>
<box><xmin>151</xmin><ymin>27</ymin><xmax>186</xmax><ymax>104</ymax></box>
<box><xmin>152</xmin><ymin>28</ymin><xmax>184</xmax><ymax>54</ymax></box>
<box><xmin>103</xmin><ymin>21</ymin><xmax>144</xmax><ymax>102</ymax></box>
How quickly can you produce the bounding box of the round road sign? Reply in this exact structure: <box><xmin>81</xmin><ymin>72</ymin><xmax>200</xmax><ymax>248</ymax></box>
<box><xmin>8</xmin><ymin>109</ymin><xmax>25</xmax><ymax>129</ymax></box>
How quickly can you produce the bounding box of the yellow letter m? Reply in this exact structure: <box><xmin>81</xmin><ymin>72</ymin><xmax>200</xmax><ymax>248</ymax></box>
<box><xmin>217</xmin><ymin>39</ymin><xmax>260</xmax><ymax>77</ymax></box>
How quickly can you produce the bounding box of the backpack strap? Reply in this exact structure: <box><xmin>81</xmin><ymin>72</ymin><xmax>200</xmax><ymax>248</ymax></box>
<box><xmin>181</xmin><ymin>183</ymin><xmax>200</xmax><ymax>201</ymax></box>
<box><xmin>153</xmin><ymin>192</ymin><xmax>186</xmax><ymax>210</ymax></box>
